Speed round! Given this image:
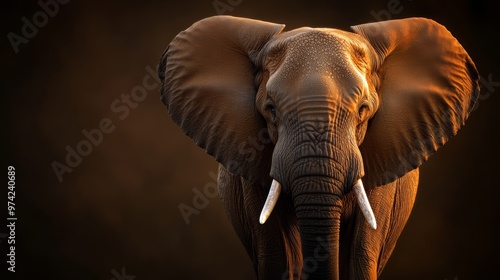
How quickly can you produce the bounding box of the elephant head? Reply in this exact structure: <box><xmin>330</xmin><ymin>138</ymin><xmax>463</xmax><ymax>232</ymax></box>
<box><xmin>158</xmin><ymin>16</ymin><xmax>479</xmax><ymax>279</ymax></box>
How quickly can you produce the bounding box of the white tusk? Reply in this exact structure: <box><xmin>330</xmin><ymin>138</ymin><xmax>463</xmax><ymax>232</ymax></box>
<box><xmin>259</xmin><ymin>180</ymin><xmax>282</xmax><ymax>224</ymax></box>
<box><xmin>353</xmin><ymin>179</ymin><xmax>377</xmax><ymax>230</ymax></box>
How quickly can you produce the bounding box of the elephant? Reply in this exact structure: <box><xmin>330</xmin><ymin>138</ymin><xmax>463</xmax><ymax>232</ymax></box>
<box><xmin>157</xmin><ymin>16</ymin><xmax>479</xmax><ymax>279</ymax></box>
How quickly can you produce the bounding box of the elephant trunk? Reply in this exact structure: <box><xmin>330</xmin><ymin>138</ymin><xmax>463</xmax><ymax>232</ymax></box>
<box><xmin>292</xmin><ymin>174</ymin><xmax>343</xmax><ymax>279</ymax></box>
<box><xmin>263</xmin><ymin>109</ymin><xmax>372</xmax><ymax>278</ymax></box>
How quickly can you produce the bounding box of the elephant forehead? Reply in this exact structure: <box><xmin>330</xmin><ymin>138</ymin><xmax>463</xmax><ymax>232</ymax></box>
<box><xmin>280</xmin><ymin>29</ymin><xmax>358</xmax><ymax>73</ymax></box>
<box><xmin>266</xmin><ymin>29</ymin><xmax>369</xmax><ymax>106</ymax></box>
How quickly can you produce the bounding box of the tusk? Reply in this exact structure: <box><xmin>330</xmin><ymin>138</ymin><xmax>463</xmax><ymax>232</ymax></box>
<box><xmin>259</xmin><ymin>180</ymin><xmax>282</xmax><ymax>224</ymax></box>
<box><xmin>353</xmin><ymin>179</ymin><xmax>377</xmax><ymax>230</ymax></box>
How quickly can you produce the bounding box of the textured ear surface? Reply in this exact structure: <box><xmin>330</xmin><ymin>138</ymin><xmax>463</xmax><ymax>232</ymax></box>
<box><xmin>158</xmin><ymin>16</ymin><xmax>285</xmax><ymax>184</ymax></box>
<box><xmin>352</xmin><ymin>18</ymin><xmax>480</xmax><ymax>186</ymax></box>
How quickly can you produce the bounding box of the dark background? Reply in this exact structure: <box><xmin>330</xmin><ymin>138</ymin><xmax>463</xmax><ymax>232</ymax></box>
<box><xmin>2</xmin><ymin>0</ymin><xmax>499</xmax><ymax>279</ymax></box>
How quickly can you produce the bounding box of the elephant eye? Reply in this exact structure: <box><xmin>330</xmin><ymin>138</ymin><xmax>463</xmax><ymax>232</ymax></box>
<box><xmin>266</xmin><ymin>103</ymin><xmax>277</xmax><ymax>121</ymax></box>
<box><xmin>358</xmin><ymin>104</ymin><xmax>369</xmax><ymax>121</ymax></box>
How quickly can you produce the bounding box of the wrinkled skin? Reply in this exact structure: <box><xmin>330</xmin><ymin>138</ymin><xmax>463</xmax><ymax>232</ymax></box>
<box><xmin>158</xmin><ymin>16</ymin><xmax>479</xmax><ymax>279</ymax></box>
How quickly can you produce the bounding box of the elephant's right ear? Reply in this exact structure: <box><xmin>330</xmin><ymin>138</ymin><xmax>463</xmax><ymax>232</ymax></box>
<box><xmin>158</xmin><ymin>16</ymin><xmax>285</xmax><ymax>184</ymax></box>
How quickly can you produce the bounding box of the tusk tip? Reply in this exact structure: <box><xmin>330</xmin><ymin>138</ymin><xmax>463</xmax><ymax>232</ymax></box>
<box><xmin>258</xmin><ymin>180</ymin><xmax>281</xmax><ymax>225</ymax></box>
<box><xmin>259</xmin><ymin>213</ymin><xmax>268</xmax><ymax>224</ymax></box>
<box><xmin>353</xmin><ymin>179</ymin><xmax>378</xmax><ymax>230</ymax></box>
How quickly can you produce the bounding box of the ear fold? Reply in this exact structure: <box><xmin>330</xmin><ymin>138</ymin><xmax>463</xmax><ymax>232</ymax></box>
<box><xmin>352</xmin><ymin>18</ymin><xmax>480</xmax><ymax>186</ymax></box>
<box><xmin>158</xmin><ymin>16</ymin><xmax>285</xmax><ymax>184</ymax></box>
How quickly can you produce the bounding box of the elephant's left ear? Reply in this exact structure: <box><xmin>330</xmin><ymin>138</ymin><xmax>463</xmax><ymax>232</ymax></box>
<box><xmin>351</xmin><ymin>18</ymin><xmax>480</xmax><ymax>186</ymax></box>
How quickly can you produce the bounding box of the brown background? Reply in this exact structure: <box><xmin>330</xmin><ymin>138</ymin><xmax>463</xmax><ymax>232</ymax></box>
<box><xmin>2</xmin><ymin>0</ymin><xmax>499</xmax><ymax>279</ymax></box>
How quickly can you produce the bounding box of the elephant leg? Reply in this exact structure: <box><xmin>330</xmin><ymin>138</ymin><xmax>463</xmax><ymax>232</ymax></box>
<box><xmin>217</xmin><ymin>165</ymin><xmax>302</xmax><ymax>279</ymax></box>
<box><xmin>340</xmin><ymin>169</ymin><xmax>419</xmax><ymax>279</ymax></box>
